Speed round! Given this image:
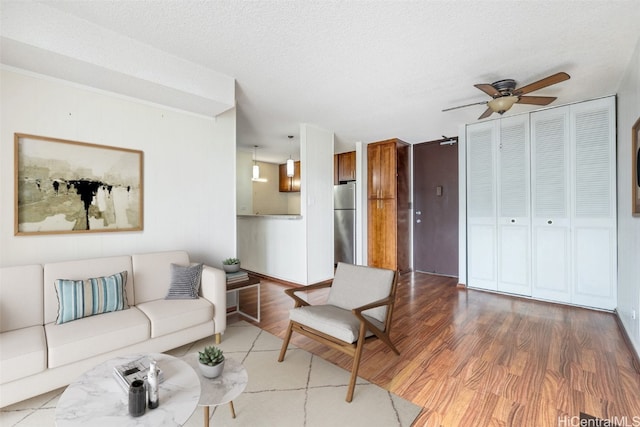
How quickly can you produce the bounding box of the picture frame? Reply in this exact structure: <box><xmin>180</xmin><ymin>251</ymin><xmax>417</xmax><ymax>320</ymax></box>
<box><xmin>634</xmin><ymin>117</ymin><xmax>640</xmax><ymax>216</ymax></box>
<box><xmin>15</xmin><ymin>133</ymin><xmax>144</xmax><ymax>235</ymax></box>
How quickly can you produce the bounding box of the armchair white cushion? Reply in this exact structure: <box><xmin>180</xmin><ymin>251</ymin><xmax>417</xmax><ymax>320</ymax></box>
<box><xmin>278</xmin><ymin>262</ymin><xmax>399</xmax><ymax>402</ymax></box>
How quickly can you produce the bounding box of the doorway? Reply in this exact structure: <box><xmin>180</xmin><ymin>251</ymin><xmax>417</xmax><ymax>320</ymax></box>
<box><xmin>412</xmin><ymin>138</ymin><xmax>458</xmax><ymax>276</ymax></box>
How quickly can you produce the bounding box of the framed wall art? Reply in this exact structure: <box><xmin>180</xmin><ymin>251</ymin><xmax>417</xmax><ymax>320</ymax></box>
<box><xmin>634</xmin><ymin>117</ymin><xmax>640</xmax><ymax>216</ymax></box>
<box><xmin>14</xmin><ymin>133</ymin><xmax>144</xmax><ymax>235</ymax></box>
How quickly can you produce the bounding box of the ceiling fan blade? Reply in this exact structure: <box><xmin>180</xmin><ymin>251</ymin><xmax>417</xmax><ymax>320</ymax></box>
<box><xmin>442</xmin><ymin>100</ymin><xmax>488</xmax><ymax>112</ymax></box>
<box><xmin>514</xmin><ymin>72</ymin><xmax>570</xmax><ymax>95</ymax></box>
<box><xmin>478</xmin><ymin>108</ymin><xmax>493</xmax><ymax>120</ymax></box>
<box><xmin>474</xmin><ymin>83</ymin><xmax>500</xmax><ymax>97</ymax></box>
<box><xmin>516</xmin><ymin>95</ymin><xmax>557</xmax><ymax>106</ymax></box>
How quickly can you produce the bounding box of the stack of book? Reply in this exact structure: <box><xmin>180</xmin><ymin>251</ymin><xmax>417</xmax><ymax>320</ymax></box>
<box><xmin>112</xmin><ymin>356</ymin><xmax>164</xmax><ymax>393</ymax></box>
<box><xmin>226</xmin><ymin>270</ymin><xmax>249</xmax><ymax>284</ymax></box>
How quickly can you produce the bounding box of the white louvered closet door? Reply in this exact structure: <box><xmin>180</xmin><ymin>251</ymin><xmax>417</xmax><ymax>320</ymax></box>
<box><xmin>497</xmin><ymin>115</ymin><xmax>531</xmax><ymax>296</ymax></box>
<box><xmin>466</xmin><ymin>120</ymin><xmax>497</xmax><ymax>291</ymax></box>
<box><xmin>531</xmin><ymin>106</ymin><xmax>572</xmax><ymax>303</ymax></box>
<box><xmin>570</xmin><ymin>97</ymin><xmax>616</xmax><ymax>309</ymax></box>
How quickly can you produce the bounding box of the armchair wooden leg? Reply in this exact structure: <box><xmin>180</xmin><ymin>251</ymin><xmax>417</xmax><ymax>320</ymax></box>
<box><xmin>215</xmin><ymin>332</ymin><xmax>221</xmax><ymax>344</ymax></box>
<box><xmin>278</xmin><ymin>322</ymin><xmax>294</xmax><ymax>362</ymax></box>
<box><xmin>346</xmin><ymin>327</ymin><xmax>367</xmax><ymax>402</ymax></box>
<box><xmin>379</xmin><ymin>333</ymin><xmax>400</xmax><ymax>355</ymax></box>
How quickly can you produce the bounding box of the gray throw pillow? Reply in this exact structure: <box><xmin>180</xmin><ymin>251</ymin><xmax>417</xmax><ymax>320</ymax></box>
<box><xmin>166</xmin><ymin>263</ymin><xmax>203</xmax><ymax>299</ymax></box>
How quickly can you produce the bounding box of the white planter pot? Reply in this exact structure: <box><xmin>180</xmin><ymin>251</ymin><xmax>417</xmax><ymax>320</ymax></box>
<box><xmin>223</xmin><ymin>264</ymin><xmax>240</xmax><ymax>273</ymax></box>
<box><xmin>199</xmin><ymin>360</ymin><xmax>225</xmax><ymax>378</ymax></box>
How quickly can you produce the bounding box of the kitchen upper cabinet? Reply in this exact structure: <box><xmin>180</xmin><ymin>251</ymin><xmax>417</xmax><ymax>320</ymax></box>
<box><xmin>336</xmin><ymin>151</ymin><xmax>356</xmax><ymax>183</ymax></box>
<box><xmin>279</xmin><ymin>161</ymin><xmax>301</xmax><ymax>192</ymax></box>
<box><xmin>367</xmin><ymin>138</ymin><xmax>409</xmax><ymax>272</ymax></box>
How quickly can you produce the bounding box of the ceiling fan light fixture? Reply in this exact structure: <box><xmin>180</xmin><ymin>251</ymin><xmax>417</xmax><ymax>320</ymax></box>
<box><xmin>487</xmin><ymin>95</ymin><xmax>519</xmax><ymax>114</ymax></box>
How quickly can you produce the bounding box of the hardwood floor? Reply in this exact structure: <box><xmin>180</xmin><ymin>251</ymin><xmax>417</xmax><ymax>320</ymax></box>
<box><xmin>230</xmin><ymin>272</ymin><xmax>640</xmax><ymax>427</ymax></box>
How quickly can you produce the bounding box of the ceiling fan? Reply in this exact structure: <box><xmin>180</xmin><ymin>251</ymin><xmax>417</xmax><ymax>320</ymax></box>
<box><xmin>443</xmin><ymin>72</ymin><xmax>570</xmax><ymax>120</ymax></box>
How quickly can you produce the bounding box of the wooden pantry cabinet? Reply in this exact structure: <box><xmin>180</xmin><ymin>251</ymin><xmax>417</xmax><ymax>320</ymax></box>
<box><xmin>367</xmin><ymin>138</ymin><xmax>410</xmax><ymax>272</ymax></box>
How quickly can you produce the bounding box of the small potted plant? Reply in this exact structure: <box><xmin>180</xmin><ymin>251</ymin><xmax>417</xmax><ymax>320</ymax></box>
<box><xmin>198</xmin><ymin>345</ymin><xmax>225</xmax><ymax>378</ymax></box>
<box><xmin>222</xmin><ymin>257</ymin><xmax>241</xmax><ymax>273</ymax></box>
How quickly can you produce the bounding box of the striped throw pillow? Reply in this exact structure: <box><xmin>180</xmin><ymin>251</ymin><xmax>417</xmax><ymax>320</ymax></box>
<box><xmin>166</xmin><ymin>263</ymin><xmax>203</xmax><ymax>299</ymax></box>
<box><xmin>55</xmin><ymin>271</ymin><xmax>129</xmax><ymax>325</ymax></box>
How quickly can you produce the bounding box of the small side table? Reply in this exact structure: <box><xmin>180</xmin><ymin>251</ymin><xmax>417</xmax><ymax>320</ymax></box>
<box><xmin>226</xmin><ymin>274</ymin><xmax>260</xmax><ymax>322</ymax></box>
<box><xmin>182</xmin><ymin>355</ymin><xmax>248</xmax><ymax>427</ymax></box>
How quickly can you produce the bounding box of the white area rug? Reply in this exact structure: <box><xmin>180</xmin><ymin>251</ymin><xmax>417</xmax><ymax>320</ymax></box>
<box><xmin>172</xmin><ymin>321</ymin><xmax>421</xmax><ymax>427</ymax></box>
<box><xmin>0</xmin><ymin>321</ymin><xmax>421</xmax><ymax>426</ymax></box>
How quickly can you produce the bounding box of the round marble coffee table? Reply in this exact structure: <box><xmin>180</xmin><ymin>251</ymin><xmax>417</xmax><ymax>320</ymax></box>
<box><xmin>55</xmin><ymin>353</ymin><xmax>201</xmax><ymax>426</ymax></box>
<box><xmin>182</xmin><ymin>354</ymin><xmax>248</xmax><ymax>427</ymax></box>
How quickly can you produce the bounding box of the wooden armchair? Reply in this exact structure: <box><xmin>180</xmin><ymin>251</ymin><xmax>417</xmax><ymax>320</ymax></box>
<box><xmin>277</xmin><ymin>262</ymin><xmax>400</xmax><ymax>402</ymax></box>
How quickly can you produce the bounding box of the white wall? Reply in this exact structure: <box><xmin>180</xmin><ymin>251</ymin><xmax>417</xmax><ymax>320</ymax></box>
<box><xmin>0</xmin><ymin>68</ymin><xmax>237</xmax><ymax>267</ymax></box>
<box><xmin>302</xmin><ymin>123</ymin><xmax>334</xmax><ymax>284</ymax></box>
<box><xmin>355</xmin><ymin>141</ymin><xmax>367</xmax><ymax>265</ymax></box>
<box><xmin>616</xmin><ymin>36</ymin><xmax>640</xmax><ymax>357</ymax></box>
<box><xmin>457</xmin><ymin>125</ymin><xmax>467</xmax><ymax>286</ymax></box>
<box><xmin>236</xmin><ymin>150</ymin><xmax>253</xmax><ymax>215</ymax></box>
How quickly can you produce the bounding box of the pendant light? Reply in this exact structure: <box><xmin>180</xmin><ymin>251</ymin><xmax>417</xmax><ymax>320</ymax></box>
<box><xmin>252</xmin><ymin>145</ymin><xmax>267</xmax><ymax>182</ymax></box>
<box><xmin>286</xmin><ymin>135</ymin><xmax>294</xmax><ymax>177</ymax></box>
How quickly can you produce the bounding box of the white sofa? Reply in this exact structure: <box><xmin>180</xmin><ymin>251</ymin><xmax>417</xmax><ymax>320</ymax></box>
<box><xmin>0</xmin><ymin>250</ymin><xmax>226</xmax><ymax>408</ymax></box>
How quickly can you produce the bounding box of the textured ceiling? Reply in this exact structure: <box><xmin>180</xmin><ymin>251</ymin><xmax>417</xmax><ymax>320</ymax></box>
<box><xmin>7</xmin><ymin>1</ymin><xmax>640</xmax><ymax>163</ymax></box>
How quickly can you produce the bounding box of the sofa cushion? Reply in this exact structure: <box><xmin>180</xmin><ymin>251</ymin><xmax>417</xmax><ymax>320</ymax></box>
<box><xmin>0</xmin><ymin>326</ymin><xmax>47</xmax><ymax>384</ymax></box>
<box><xmin>166</xmin><ymin>263</ymin><xmax>203</xmax><ymax>300</ymax></box>
<box><xmin>132</xmin><ymin>251</ymin><xmax>190</xmax><ymax>304</ymax></box>
<box><xmin>136</xmin><ymin>298</ymin><xmax>213</xmax><ymax>338</ymax></box>
<box><xmin>0</xmin><ymin>264</ymin><xmax>43</xmax><ymax>332</ymax></box>
<box><xmin>55</xmin><ymin>271</ymin><xmax>129</xmax><ymax>324</ymax></box>
<box><xmin>45</xmin><ymin>306</ymin><xmax>149</xmax><ymax>368</ymax></box>
<box><xmin>44</xmin><ymin>256</ymin><xmax>133</xmax><ymax>325</ymax></box>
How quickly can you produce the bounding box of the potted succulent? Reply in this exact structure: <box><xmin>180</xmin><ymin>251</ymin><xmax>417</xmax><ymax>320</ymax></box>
<box><xmin>222</xmin><ymin>257</ymin><xmax>241</xmax><ymax>273</ymax></box>
<box><xmin>198</xmin><ymin>345</ymin><xmax>225</xmax><ymax>378</ymax></box>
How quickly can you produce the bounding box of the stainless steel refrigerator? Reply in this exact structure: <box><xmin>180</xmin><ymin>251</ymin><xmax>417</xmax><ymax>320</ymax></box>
<box><xmin>334</xmin><ymin>182</ymin><xmax>356</xmax><ymax>265</ymax></box>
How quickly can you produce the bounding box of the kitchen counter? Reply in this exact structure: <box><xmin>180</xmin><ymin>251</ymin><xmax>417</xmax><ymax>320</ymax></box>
<box><xmin>237</xmin><ymin>214</ymin><xmax>302</xmax><ymax>219</ymax></box>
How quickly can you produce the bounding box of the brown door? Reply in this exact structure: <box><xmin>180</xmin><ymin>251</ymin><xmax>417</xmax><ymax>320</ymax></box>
<box><xmin>412</xmin><ymin>140</ymin><xmax>458</xmax><ymax>276</ymax></box>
